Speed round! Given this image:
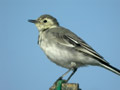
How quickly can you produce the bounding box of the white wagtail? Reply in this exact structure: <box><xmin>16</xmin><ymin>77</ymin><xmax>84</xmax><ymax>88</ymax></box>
<box><xmin>28</xmin><ymin>14</ymin><xmax>120</xmax><ymax>82</ymax></box>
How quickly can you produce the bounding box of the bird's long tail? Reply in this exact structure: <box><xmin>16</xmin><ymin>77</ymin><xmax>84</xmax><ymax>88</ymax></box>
<box><xmin>100</xmin><ymin>63</ymin><xmax>120</xmax><ymax>76</ymax></box>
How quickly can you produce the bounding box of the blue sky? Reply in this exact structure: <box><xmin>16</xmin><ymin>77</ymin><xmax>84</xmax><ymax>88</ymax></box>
<box><xmin>0</xmin><ymin>0</ymin><xmax>120</xmax><ymax>90</ymax></box>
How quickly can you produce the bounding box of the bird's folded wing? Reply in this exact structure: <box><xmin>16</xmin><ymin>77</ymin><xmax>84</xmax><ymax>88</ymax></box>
<box><xmin>53</xmin><ymin>31</ymin><xmax>109</xmax><ymax>64</ymax></box>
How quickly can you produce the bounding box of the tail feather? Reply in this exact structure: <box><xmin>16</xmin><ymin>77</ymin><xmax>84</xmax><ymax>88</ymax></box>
<box><xmin>100</xmin><ymin>63</ymin><xmax>120</xmax><ymax>76</ymax></box>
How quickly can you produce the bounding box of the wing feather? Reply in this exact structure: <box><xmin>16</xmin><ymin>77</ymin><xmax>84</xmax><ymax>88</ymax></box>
<box><xmin>48</xmin><ymin>27</ymin><xmax>109</xmax><ymax>64</ymax></box>
<box><xmin>62</xmin><ymin>35</ymin><xmax>109</xmax><ymax>64</ymax></box>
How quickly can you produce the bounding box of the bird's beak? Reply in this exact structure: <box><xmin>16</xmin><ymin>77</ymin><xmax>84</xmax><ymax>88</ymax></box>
<box><xmin>28</xmin><ymin>19</ymin><xmax>38</xmax><ymax>23</ymax></box>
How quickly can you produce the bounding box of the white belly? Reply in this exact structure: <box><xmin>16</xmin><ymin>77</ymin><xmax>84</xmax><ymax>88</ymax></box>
<box><xmin>40</xmin><ymin>40</ymin><xmax>99</xmax><ymax>69</ymax></box>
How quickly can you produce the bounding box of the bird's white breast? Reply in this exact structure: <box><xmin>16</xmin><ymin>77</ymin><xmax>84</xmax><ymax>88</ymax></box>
<box><xmin>39</xmin><ymin>31</ymin><xmax>100</xmax><ymax>69</ymax></box>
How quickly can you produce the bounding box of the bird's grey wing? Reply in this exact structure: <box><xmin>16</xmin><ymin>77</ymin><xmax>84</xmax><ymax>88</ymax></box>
<box><xmin>64</xmin><ymin>34</ymin><xmax>109</xmax><ymax>64</ymax></box>
<box><xmin>50</xmin><ymin>28</ymin><xmax>109</xmax><ymax>64</ymax></box>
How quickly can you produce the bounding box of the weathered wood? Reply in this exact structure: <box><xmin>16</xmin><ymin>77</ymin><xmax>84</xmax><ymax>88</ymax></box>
<box><xmin>49</xmin><ymin>83</ymin><xmax>81</xmax><ymax>90</ymax></box>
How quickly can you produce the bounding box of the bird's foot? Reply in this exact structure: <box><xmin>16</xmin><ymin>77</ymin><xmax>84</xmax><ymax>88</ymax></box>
<box><xmin>53</xmin><ymin>77</ymin><xmax>67</xmax><ymax>86</ymax></box>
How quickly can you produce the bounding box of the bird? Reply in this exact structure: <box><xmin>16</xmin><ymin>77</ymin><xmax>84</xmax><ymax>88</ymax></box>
<box><xmin>28</xmin><ymin>14</ymin><xmax>120</xmax><ymax>82</ymax></box>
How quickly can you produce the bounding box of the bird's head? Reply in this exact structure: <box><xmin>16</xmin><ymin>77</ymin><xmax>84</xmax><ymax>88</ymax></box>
<box><xmin>28</xmin><ymin>14</ymin><xmax>59</xmax><ymax>31</ymax></box>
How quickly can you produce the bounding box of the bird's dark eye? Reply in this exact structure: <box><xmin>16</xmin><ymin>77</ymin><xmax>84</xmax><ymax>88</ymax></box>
<box><xmin>43</xmin><ymin>20</ymin><xmax>47</xmax><ymax>23</ymax></box>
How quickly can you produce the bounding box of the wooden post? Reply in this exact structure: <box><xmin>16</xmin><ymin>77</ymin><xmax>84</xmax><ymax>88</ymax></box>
<box><xmin>49</xmin><ymin>83</ymin><xmax>81</xmax><ymax>90</ymax></box>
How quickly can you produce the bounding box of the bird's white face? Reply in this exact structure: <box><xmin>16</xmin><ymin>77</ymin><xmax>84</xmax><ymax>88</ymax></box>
<box><xmin>35</xmin><ymin>17</ymin><xmax>58</xmax><ymax>31</ymax></box>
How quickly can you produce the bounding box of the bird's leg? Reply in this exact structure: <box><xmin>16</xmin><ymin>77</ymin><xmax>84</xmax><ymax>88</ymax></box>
<box><xmin>54</xmin><ymin>69</ymin><xmax>71</xmax><ymax>85</ymax></box>
<box><xmin>66</xmin><ymin>68</ymin><xmax>77</xmax><ymax>82</ymax></box>
<box><xmin>54</xmin><ymin>68</ymin><xmax>77</xmax><ymax>85</ymax></box>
